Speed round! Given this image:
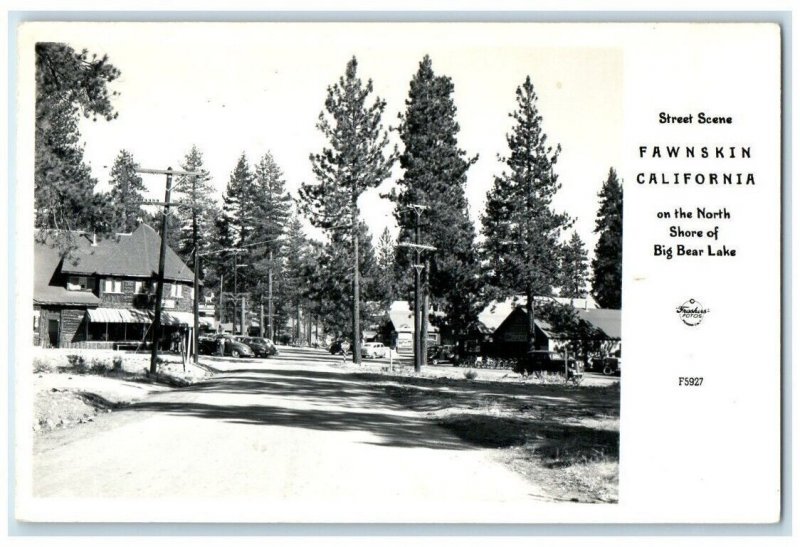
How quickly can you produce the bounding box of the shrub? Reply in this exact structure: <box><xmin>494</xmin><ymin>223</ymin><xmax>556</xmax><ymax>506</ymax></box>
<box><xmin>112</xmin><ymin>355</ymin><xmax>124</xmax><ymax>371</ymax></box>
<box><xmin>67</xmin><ymin>354</ymin><xmax>88</xmax><ymax>373</ymax></box>
<box><xmin>32</xmin><ymin>356</ymin><xmax>54</xmax><ymax>373</ymax></box>
<box><xmin>463</xmin><ymin>369</ymin><xmax>478</xmax><ymax>381</ymax></box>
<box><xmin>88</xmin><ymin>358</ymin><xmax>111</xmax><ymax>375</ymax></box>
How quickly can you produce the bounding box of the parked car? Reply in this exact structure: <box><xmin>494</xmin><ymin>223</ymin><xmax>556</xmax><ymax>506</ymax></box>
<box><xmin>235</xmin><ymin>336</ymin><xmax>278</xmax><ymax>358</ymax></box>
<box><xmin>516</xmin><ymin>349</ymin><xmax>580</xmax><ymax>375</ymax></box>
<box><xmin>361</xmin><ymin>342</ymin><xmax>387</xmax><ymax>359</ymax></box>
<box><xmin>198</xmin><ymin>334</ymin><xmax>254</xmax><ymax>358</ymax></box>
<box><xmin>427</xmin><ymin>344</ymin><xmax>455</xmax><ymax>365</ymax></box>
<box><xmin>594</xmin><ymin>350</ymin><xmax>621</xmax><ymax>376</ymax></box>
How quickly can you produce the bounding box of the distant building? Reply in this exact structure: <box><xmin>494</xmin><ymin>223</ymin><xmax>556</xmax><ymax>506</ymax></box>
<box><xmin>34</xmin><ymin>224</ymin><xmax>199</xmax><ymax>350</ymax></box>
<box><xmin>382</xmin><ymin>300</ymin><xmax>440</xmax><ymax>354</ymax></box>
<box><xmin>473</xmin><ymin>296</ymin><xmax>620</xmax><ymax>357</ymax></box>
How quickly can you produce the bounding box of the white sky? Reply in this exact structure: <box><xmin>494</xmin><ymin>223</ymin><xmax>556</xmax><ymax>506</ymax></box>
<box><xmin>44</xmin><ymin>22</ymin><xmax>622</xmax><ymax>253</ymax></box>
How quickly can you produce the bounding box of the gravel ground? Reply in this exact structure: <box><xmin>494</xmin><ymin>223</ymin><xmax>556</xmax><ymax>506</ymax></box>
<box><xmin>31</xmin><ymin>348</ymin><xmax>212</xmax><ymax>434</ymax></box>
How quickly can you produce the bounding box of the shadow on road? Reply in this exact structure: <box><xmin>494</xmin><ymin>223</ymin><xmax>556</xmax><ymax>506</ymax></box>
<box><xmin>127</xmin><ymin>362</ymin><xmax>618</xmax><ymax>456</ymax></box>
<box><xmin>127</xmin><ymin>367</ymin><xmax>472</xmax><ymax>451</ymax></box>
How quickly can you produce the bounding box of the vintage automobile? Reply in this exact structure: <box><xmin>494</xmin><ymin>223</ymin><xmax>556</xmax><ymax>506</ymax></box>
<box><xmin>198</xmin><ymin>334</ymin><xmax>254</xmax><ymax>358</ymax></box>
<box><xmin>427</xmin><ymin>344</ymin><xmax>456</xmax><ymax>365</ymax></box>
<box><xmin>361</xmin><ymin>342</ymin><xmax>388</xmax><ymax>359</ymax></box>
<box><xmin>595</xmin><ymin>350</ymin><xmax>621</xmax><ymax>376</ymax></box>
<box><xmin>235</xmin><ymin>336</ymin><xmax>279</xmax><ymax>358</ymax></box>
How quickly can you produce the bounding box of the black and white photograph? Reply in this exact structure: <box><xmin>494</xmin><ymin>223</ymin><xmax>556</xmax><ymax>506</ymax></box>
<box><xmin>12</xmin><ymin>19</ymin><xmax>781</xmax><ymax>527</ymax></box>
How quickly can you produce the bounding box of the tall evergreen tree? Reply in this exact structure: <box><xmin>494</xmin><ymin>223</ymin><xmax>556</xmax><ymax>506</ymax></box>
<box><xmin>298</xmin><ymin>57</ymin><xmax>396</xmax><ymax>363</ymax></box>
<box><xmin>221</xmin><ymin>153</ymin><xmax>257</xmax><ymax>250</ymax></box>
<box><xmin>390</xmin><ymin>55</ymin><xmax>481</xmax><ymax>363</ymax></box>
<box><xmin>560</xmin><ymin>231</ymin><xmax>590</xmax><ymax>299</ymax></box>
<box><xmin>253</xmin><ymin>152</ymin><xmax>293</xmax><ymax>255</ymax></box>
<box><xmin>282</xmin><ymin>215</ymin><xmax>309</xmax><ymax>343</ymax></box>
<box><xmin>375</xmin><ymin>227</ymin><xmax>398</xmax><ymax>310</ymax></box>
<box><xmin>306</xmin><ymin>221</ymin><xmax>379</xmax><ymax>341</ymax></box>
<box><xmin>107</xmin><ymin>150</ymin><xmax>146</xmax><ymax>233</ymax></box>
<box><xmin>35</xmin><ymin>43</ymin><xmax>120</xmax><ymax>244</ymax></box>
<box><xmin>591</xmin><ymin>168</ymin><xmax>623</xmax><ymax>309</ymax></box>
<box><xmin>171</xmin><ymin>146</ymin><xmax>217</xmax><ymax>262</ymax></box>
<box><xmin>216</xmin><ymin>154</ymin><xmax>258</xmax><ymax>333</ymax></box>
<box><xmin>248</xmin><ymin>151</ymin><xmax>293</xmax><ymax>334</ymax></box>
<box><xmin>481</xmin><ymin>75</ymin><xmax>572</xmax><ymax>352</ymax></box>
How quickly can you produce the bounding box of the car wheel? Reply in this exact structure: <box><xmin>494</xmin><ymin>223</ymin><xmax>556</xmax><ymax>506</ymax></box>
<box><xmin>432</xmin><ymin>358</ymin><xmax>438</xmax><ymax>365</ymax></box>
<box><xmin>231</xmin><ymin>349</ymin><xmax>240</xmax><ymax>358</ymax></box>
<box><xmin>603</xmin><ymin>365</ymin><xmax>614</xmax><ymax>376</ymax></box>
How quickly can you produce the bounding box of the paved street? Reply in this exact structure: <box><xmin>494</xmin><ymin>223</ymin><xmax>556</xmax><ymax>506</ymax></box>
<box><xmin>32</xmin><ymin>346</ymin><xmax>547</xmax><ymax>520</ymax></box>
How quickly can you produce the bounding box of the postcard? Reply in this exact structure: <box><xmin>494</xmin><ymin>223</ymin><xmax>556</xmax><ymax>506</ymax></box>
<box><xmin>12</xmin><ymin>20</ymin><xmax>783</xmax><ymax>524</ymax></box>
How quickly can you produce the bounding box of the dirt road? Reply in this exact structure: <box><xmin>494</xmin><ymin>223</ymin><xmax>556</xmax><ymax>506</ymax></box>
<box><xmin>30</xmin><ymin>347</ymin><xmax>547</xmax><ymax>521</ymax></box>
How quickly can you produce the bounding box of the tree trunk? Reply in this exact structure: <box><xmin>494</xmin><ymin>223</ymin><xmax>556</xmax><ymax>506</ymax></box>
<box><xmin>353</xmin><ymin>225</ymin><xmax>361</xmax><ymax>364</ymax></box>
<box><xmin>420</xmin><ymin>262</ymin><xmax>429</xmax><ymax>366</ymax></box>
<box><xmin>526</xmin><ymin>289</ymin><xmax>537</xmax><ymax>353</ymax></box>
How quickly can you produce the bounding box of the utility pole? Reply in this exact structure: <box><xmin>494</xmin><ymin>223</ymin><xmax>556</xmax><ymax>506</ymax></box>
<box><xmin>399</xmin><ymin>204</ymin><xmax>435</xmax><ymax>373</ymax></box>
<box><xmin>268</xmin><ymin>249</ymin><xmax>274</xmax><ymax>341</ymax></box>
<box><xmin>218</xmin><ymin>273</ymin><xmax>224</xmax><ymax>329</ymax></box>
<box><xmin>136</xmin><ymin>166</ymin><xmax>203</xmax><ymax>375</ymax></box>
<box><xmin>241</xmin><ymin>293</ymin><xmax>246</xmax><ymax>336</ymax></box>
<box><xmin>192</xmin><ymin>175</ymin><xmax>200</xmax><ymax>365</ymax></box>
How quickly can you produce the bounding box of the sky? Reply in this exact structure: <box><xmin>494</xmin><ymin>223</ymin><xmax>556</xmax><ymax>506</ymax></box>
<box><xmin>40</xmin><ymin>23</ymin><xmax>622</xmax><ymax>254</ymax></box>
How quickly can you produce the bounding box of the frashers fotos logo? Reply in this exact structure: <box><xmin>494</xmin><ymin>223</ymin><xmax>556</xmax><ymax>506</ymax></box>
<box><xmin>676</xmin><ymin>299</ymin><xmax>710</xmax><ymax>326</ymax></box>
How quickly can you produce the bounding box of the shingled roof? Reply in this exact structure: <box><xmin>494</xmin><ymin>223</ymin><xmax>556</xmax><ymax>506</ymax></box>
<box><xmin>35</xmin><ymin>224</ymin><xmax>195</xmax><ymax>306</ymax></box>
<box><xmin>34</xmin><ymin>240</ymin><xmax>101</xmax><ymax>306</ymax></box>
<box><xmin>58</xmin><ymin>224</ymin><xmax>194</xmax><ymax>282</ymax></box>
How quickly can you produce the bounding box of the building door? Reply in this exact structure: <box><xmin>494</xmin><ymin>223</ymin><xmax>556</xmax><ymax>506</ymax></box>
<box><xmin>48</xmin><ymin>319</ymin><xmax>60</xmax><ymax>348</ymax></box>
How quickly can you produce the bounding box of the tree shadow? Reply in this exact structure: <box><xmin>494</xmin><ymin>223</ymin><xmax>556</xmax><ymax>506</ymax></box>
<box><xmin>124</xmin><ymin>368</ymin><xmax>471</xmax><ymax>451</ymax></box>
<box><xmin>124</xmin><ymin>363</ymin><xmax>618</xmax><ymax>456</ymax></box>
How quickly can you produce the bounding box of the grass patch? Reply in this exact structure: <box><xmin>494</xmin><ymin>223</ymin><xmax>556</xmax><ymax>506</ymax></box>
<box><xmin>370</xmin><ymin>370</ymin><xmax>619</xmax><ymax>503</ymax></box>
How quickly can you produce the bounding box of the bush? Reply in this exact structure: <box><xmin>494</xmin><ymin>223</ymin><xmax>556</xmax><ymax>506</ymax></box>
<box><xmin>67</xmin><ymin>354</ymin><xmax>88</xmax><ymax>373</ymax></box>
<box><xmin>32</xmin><ymin>356</ymin><xmax>55</xmax><ymax>374</ymax></box>
<box><xmin>463</xmin><ymin>369</ymin><xmax>478</xmax><ymax>381</ymax></box>
<box><xmin>112</xmin><ymin>355</ymin><xmax>124</xmax><ymax>371</ymax></box>
<box><xmin>89</xmin><ymin>358</ymin><xmax>111</xmax><ymax>375</ymax></box>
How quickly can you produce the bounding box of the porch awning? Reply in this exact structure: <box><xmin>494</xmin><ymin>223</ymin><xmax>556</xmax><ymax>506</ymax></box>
<box><xmin>160</xmin><ymin>311</ymin><xmax>196</xmax><ymax>326</ymax></box>
<box><xmin>86</xmin><ymin>308</ymin><xmax>152</xmax><ymax>324</ymax></box>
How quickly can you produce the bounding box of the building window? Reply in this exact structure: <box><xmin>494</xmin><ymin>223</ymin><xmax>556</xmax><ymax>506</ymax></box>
<box><xmin>33</xmin><ymin>310</ymin><xmax>40</xmax><ymax>332</ymax></box>
<box><xmin>170</xmin><ymin>283</ymin><xmax>183</xmax><ymax>298</ymax></box>
<box><xmin>67</xmin><ymin>276</ymin><xmax>92</xmax><ymax>291</ymax></box>
<box><xmin>103</xmin><ymin>279</ymin><xmax>123</xmax><ymax>294</ymax></box>
<box><xmin>134</xmin><ymin>281</ymin><xmax>150</xmax><ymax>294</ymax></box>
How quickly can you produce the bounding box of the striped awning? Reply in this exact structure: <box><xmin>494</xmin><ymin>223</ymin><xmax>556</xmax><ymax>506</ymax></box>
<box><xmin>86</xmin><ymin>308</ymin><xmax>152</xmax><ymax>324</ymax></box>
<box><xmin>160</xmin><ymin>311</ymin><xmax>195</xmax><ymax>326</ymax></box>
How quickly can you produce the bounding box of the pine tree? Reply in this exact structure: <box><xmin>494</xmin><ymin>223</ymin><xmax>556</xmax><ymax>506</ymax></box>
<box><xmin>222</xmin><ymin>153</ymin><xmax>257</xmax><ymax>250</ymax></box>
<box><xmin>481</xmin><ymin>75</ymin><xmax>572</xmax><ymax>352</ymax></box>
<box><xmin>375</xmin><ymin>227</ymin><xmax>398</xmax><ymax>309</ymax></box>
<box><xmin>591</xmin><ymin>168</ymin><xmax>623</xmax><ymax>309</ymax></box>
<box><xmin>560</xmin><ymin>231</ymin><xmax>589</xmax><ymax>299</ymax></box>
<box><xmin>306</xmin><ymin>222</ymin><xmax>379</xmax><ymax>341</ymax></box>
<box><xmin>253</xmin><ymin>152</ymin><xmax>293</xmax><ymax>255</ymax></box>
<box><xmin>107</xmin><ymin>150</ymin><xmax>146</xmax><ymax>233</ymax></box>
<box><xmin>171</xmin><ymin>146</ymin><xmax>217</xmax><ymax>261</ymax></box>
<box><xmin>282</xmin><ymin>215</ymin><xmax>311</xmax><ymax>343</ymax></box>
<box><xmin>248</xmin><ymin>151</ymin><xmax>293</xmax><ymax>332</ymax></box>
<box><xmin>35</xmin><ymin>43</ymin><xmax>120</xmax><ymax>245</ymax></box>
<box><xmin>390</xmin><ymin>55</ymin><xmax>481</xmax><ymax>362</ymax></box>
<box><xmin>298</xmin><ymin>57</ymin><xmax>396</xmax><ymax>363</ymax></box>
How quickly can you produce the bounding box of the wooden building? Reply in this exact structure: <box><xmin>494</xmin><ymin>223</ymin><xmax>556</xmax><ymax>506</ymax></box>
<box><xmin>34</xmin><ymin>224</ymin><xmax>197</xmax><ymax>350</ymax></box>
